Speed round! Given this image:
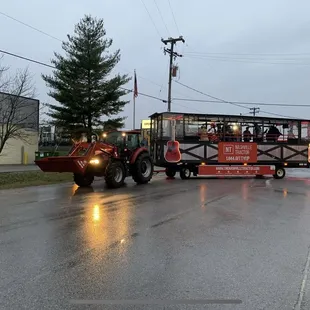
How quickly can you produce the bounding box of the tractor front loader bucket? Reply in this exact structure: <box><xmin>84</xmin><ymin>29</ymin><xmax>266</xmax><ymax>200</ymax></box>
<box><xmin>35</xmin><ymin>156</ymin><xmax>88</xmax><ymax>174</ymax></box>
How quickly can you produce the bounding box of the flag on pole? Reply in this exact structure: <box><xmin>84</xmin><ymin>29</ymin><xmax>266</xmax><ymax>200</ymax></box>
<box><xmin>134</xmin><ymin>70</ymin><xmax>138</xmax><ymax>98</ymax></box>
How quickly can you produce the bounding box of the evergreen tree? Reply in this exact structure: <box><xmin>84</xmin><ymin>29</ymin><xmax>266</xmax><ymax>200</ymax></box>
<box><xmin>42</xmin><ymin>15</ymin><xmax>130</xmax><ymax>140</ymax></box>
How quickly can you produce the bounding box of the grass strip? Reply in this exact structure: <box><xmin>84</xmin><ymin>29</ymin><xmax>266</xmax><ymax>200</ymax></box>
<box><xmin>0</xmin><ymin>171</ymin><xmax>73</xmax><ymax>189</ymax></box>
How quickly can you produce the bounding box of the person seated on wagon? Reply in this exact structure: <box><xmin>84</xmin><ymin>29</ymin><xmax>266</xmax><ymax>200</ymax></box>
<box><xmin>266</xmin><ymin>125</ymin><xmax>282</xmax><ymax>142</ymax></box>
<box><xmin>253</xmin><ymin>124</ymin><xmax>264</xmax><ymax>142</ymax></box>
<box><xmin>243</xmin><ymin>127</ymin><xmax>252</xmax><ymax>142</ymax></box>
<box><xmin>234</xmin><ymin>124</ymin><xmax>242</xmax><ymax>141</ymax></box>
<box><xmin>208</xmin><ymin>122</ymin><xmax>217</xmax><ymax>133</ymax></box>
<box><xmin>207</xmin><ymin>122</ymin><xmax>219</xmax><ymax>142</ymax></box>
<box><xmin>199</xmin><ymin>124</ymin><xmax>209</xmax><ymax>141</ymax></box>
<box><xmin>287</xmin><ymin>127</ymin><xmax>296</xmax><ymax>139</ymax></box>
<box><xmin>217</xmin><ymin>123</ymin><xmax>223</xmax><ymax>140</ymax></box>
<box><xmin>224</xmin><ymin>125</ymin><xmax>234</xmax><ymax>141</ymax></box>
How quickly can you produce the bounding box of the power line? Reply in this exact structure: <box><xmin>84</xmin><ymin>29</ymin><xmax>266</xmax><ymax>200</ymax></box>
<box><xmin>0</xmin><ymin>37</ymin><xmax>298</xmax><ymax>119</ymax></box>
<box><xmin>120</xmin><ymin>66</ymin><xmax>164</xmax><ymax>88</ymax></box>
<box><xmin>0</xmin><ymin>10</ymin><xmax>198</xmax><ymax>103</ymax></box>
<box><xmin>157</xmin><ymin>58</ymin><xmax>198</xmax><ymax>101</ymax></box>
<box><xmin>259</xmin><ymin>110</ymin><xmax>299</xmax><ymax>119</ymax></box>
<box><xmin>0</xmin><ymin>11</ymin><xmax>305</xmax><ymax>118</ymax></box>
<box><xmin>0</xmin><ymin>49</ymin><xmax>55</xmax><ymax>69</ymax></box>
<box><xmin>173</xmin><ymin>102</ymin><xmax>204</xmax><ymax>113</ymax></box>
<box><xmin>121</xmin><ymin>65</ymin><xmax>195</xmax><ymax>102</ymax></box>
<box><xmin>185</xmin><ymin>55</ymin><xmax>310</xmax><ymax>66</ymax></box>
<box><xmin>0</xmin><ymin>47</ymin><xmax>298</xmax><ymax>119</ymax></box>
<box><xmin>175</xmin><ymin>80</ymin><xmax>300</xmax><ymax>118</ymax></box>
<box><xmin>0</xmin><ymin>11</ymin><xmax>165</xmax><ymax>90</ymax></box>
<box><xmin>0</xmin><ymin>48</ymin><xmax>193</xmax><ymax>107</ymax></box>
<box><xmin>0</xmin><ymin>48</ymin><xmax>167</xmax><ymax>103</ymax></box>
<box><xmin>0</xmin><ymin>11</ymin><xmax>62</xmax><ymax>42</ymax></box>
<box><xmin>0</xmin><ymin>11</ymin><xmax>198</xmax><ymax>113</ymax></box>
<box><xmin>153</xmin><ymin>0</ymin><xmax>170</xmax><ymax>36</ymax></box>
<box><xmin>140</xmin><ymin>0</ymin><xmax>162</xmax><ymax>38</ymax></box>
<box><xmin>171</xmin><ymin>98</ymin><xmax>310</xmax><ymax>107</ymax></box>
<box><xmin>174</xmin><ymin>80</ymin><xmax>250</xmax><ymax>110</ymax></box>
<box><xmin>183</xmin><ymin>54</ymin><xmax>310</xmax><ymax>66</ymax></box>
<box><xmin>167</xmin><ymin>0</ymin><xmax>180</xmax><ymax>34</ymax></box>
<box><xmin>184</xmin><ymin>51</ymin><xmax>310</xmax><ymax>56</ymax></box>
<box><xmin>0</xmin><ymin>47</ymin><xmax>301</xmax><ymax>119</ymax></box>
<box><xmin>124</xmin><ymin>87</ymin><xmax>166</xmax><ymax>102</ymax></box>
<box><xmin>185</xmin><ymin>53</ymin><xmax>310</xmax><ymax>61</ymax></box>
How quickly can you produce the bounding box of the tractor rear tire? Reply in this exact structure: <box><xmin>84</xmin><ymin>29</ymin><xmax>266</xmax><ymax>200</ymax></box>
<box><xmin>165</xmin><ymin>167</ymin><xmax>176</xmax><ymax>178</ymax></box>
<box><xmin>132</xmin><ymin>152</ymin><xmax>154</xmax><ymax>184</ymax></box>
<box><xmin>105</xmin><ymin>161</ymin><xmax>126</xmax><ymax>188</ymax></box>
<box><xmin>73</xmin><ymin>173</ymin><xmax>94</xmax><ymax>187</ymax></box>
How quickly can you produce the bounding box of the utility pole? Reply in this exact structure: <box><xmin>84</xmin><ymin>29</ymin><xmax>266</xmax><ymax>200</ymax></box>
<box><xmin>161</xmin><ymin>36</ymin><xmax>185</xmax><ymax>112</ymax></box>
<box><xmin>250</xmin><ymin>107</ymin><xmax>260</xmax><ymax>116</ymax></box>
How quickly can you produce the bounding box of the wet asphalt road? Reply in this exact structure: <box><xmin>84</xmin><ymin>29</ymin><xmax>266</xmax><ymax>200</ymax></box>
<box><xmin>1</xmin><ymin>172</ymin><xmax>310</xmax><ymax>309</ymax></box>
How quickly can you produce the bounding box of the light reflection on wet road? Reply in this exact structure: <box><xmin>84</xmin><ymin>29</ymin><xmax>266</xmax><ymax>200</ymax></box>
<box><xmin>1</xmin><ymin>173</ymin><xmax>310</xmax><ymax>309</ymax></box>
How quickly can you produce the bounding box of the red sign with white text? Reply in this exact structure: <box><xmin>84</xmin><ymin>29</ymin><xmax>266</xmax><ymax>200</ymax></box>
<box><xmin>198</xmin><ymin>165</ymin><xmax>275</xmax><ymax>176</ymax></box>
<box><xmin>218</xmin><ymin>142</ymin><xmax>257</xmax><ymax>163</ymax></box>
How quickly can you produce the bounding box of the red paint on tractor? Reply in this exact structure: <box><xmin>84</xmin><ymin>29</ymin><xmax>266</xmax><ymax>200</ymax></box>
<box><xmin>129</xmin><ymin>147</ymin><xmax>148</xmax><ymax>164</ymax></box>
<box><xmin>35</xmin><ymin>141</ymin><xmax>116</xmax><ymax>174</ymax></box>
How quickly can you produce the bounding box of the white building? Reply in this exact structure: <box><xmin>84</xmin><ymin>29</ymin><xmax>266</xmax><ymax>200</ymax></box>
<box><xmin>0</xmin><ymin>92</ymin><xmax>39</xmax><ymax>165</ymax></box>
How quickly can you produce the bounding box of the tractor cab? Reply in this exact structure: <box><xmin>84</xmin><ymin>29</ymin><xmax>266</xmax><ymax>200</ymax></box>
<box><xmin>102</xmin><ymin>130</ymin><xmax>142</xmax><ymax>151</ymax></box>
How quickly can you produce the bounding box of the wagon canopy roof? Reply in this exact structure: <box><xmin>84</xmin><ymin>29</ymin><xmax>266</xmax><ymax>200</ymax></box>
<box><xmin>149</xmin><ymin>111</ymin><xmax>308</xmax><ymax>123</ymax></box>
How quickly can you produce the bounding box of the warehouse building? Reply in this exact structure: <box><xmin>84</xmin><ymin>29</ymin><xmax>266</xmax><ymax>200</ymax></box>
<box><xmin>0</xmin><ymin>91</ymin><xmax>39</xmax><ymax>165</ymax></box>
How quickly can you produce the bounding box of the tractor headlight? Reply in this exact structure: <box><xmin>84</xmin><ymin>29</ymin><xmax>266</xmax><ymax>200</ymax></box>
<box><xmin>89</xmin><ymin>158</ymin><xmax>100</xmax><ymax>165</ymax></box>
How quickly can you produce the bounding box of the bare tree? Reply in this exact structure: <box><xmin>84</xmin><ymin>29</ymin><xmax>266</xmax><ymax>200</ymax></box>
<box><xmin>0</xmin><ymin>56</ymin><xmax>9</xmax><ymax>91</ymax></box>
<box><xmin>0</xmin><ymin>59</ymin><xmax>38</xmax><ymax>155</ymax></box>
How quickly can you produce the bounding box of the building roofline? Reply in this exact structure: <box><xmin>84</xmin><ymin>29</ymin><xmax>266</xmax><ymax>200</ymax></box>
<box><xmin>0</xmin><ymin>91</ymin><xmax>40</xmax><ymax>104</ymax></box>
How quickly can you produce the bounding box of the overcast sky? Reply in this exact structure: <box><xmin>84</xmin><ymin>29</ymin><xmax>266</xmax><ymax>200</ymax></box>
<box><xmin>1</xmin><ymin>0</ymin><xmax>310</xmax><ymax>128</ymax></box>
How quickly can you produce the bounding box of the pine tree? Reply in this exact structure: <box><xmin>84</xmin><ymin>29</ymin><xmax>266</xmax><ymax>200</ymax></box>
<box><xmin>42</xmin><ymin>15</ymin><xmax>131</xmax><ymax>140</ymax></box>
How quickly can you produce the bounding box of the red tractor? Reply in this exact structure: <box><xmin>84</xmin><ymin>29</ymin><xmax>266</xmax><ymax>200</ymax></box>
<box><xmin>35</xmin><ymin>130</ymin><xmax>154</xmax><ymax>188</ymax></box>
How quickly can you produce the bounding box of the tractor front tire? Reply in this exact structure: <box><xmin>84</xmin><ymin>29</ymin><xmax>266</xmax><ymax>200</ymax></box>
<box><xmin>105</xmin><ymin>161</ymin><xmax>126</xmax><ymax>188</ymax></box>
<box><xmin>132</xmin><ymin>153</ymin><xmax>154</xmax><ymax>184</ymax></box>
<box><xmin>73</xmin><ymin>173</ymin><xmax>94</xmax><ymax>187</ymax></box>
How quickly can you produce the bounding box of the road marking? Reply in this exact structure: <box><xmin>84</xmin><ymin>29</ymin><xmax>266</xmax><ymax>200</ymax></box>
<box><xmin>294</xmin><ymin>246</ymin><xmax>310</xmax><ymax>310</ymax></box>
